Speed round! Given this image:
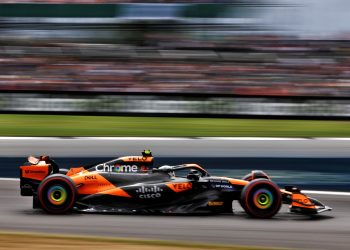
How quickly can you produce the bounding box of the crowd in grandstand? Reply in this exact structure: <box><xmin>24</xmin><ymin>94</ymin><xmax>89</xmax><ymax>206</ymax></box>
<box><xmin>1</xmin><ymin>1</ymin><xmax>230</xmax><ymax>3</ymax></box>
<box><xmin>1</xmin><ymin>33</ymin><xmax>350</xmax><ymax>97</ymax></box>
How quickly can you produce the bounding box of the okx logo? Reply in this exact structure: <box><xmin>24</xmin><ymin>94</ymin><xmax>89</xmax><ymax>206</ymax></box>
<box><xmin>136</xmin><ymin>185</ymin><xmax>163</xmax><ymax>199</ymax></box>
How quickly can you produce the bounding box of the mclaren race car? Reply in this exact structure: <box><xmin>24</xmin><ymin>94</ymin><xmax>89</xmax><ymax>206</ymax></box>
<box><xmin>19</xmin><ymin>150</ymin><xmax>332</xmax><ymax>218</ymax></box>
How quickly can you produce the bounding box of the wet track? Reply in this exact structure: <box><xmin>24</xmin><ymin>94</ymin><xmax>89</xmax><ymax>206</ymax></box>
<box><xmin>0</xmin><ymin>138</ymin><xmax>350</xmax><ymax>249</ymax></box>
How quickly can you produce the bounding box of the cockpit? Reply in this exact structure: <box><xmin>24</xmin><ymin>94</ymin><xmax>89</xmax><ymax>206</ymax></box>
<box><xmin>156</xmin><ymin>164</ymin><xmax>210</xmax><ymax>180</ymax></box>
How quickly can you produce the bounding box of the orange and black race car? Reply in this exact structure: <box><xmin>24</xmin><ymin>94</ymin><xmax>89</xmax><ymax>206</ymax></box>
<box><xmin>19</xmin><ymin>150</ymin><xmax>331</xmax><ymax>218</ymax></box>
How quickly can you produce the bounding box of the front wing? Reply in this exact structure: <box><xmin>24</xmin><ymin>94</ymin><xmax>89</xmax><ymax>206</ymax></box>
<box><xmin>281</xmin><ymin>186</ymin><xmax>332</xmax><ymax>214</ymax></box>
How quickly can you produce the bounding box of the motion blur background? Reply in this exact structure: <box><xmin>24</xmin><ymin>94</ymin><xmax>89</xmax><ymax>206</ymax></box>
<box><xmin>0</xmin><ymin>0</ymin><xmax>349</xmax><ymax>185</ymax></box>
<box><xmin>1</xmin><ymin>1</ymin><xmax>350</xmax><ymax>249</ymax></box>
<box><xmin>1</xmin><ymin>0</ymin><xmax>350</xmax><ymax>117</ymax></box>
<box><xmin>0</xmin><ymin>0</ymin><xmax>349</xmax><ymax>200</ymax></box>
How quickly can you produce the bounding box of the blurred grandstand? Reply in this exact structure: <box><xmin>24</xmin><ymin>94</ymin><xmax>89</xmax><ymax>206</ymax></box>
<box><xmin>1</xmin><ymin>38</ymin><xmax>350</xmax><ymax>97</ymax></box>
<box><xmin>0</xmin><ymin>1</ymin><xmax>350</xmax><ymax>117</ymax></box>
<box><xmin>0</xmin><ymin>1</ymin><xmax>250</xmax><ymax>3</ymax></box>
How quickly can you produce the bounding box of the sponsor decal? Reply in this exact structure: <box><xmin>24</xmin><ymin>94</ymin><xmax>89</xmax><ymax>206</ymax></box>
<box><xmin>294</xmin><ymin>198</ymin><xmax>310</xmax><ymax>204</ymax></box>
<box><xmin>208</xmin><ymin>201</ymin><xmax>224</xmax><ymax>206</ymax></box>
<box><xmin>128</xmin><ymin>157</ymin><xmax>148</xmax><ymax>162</ymax></box>
<box><xmin>21</xmin><ymin>166</ymin><xmax>49</xmax><ymax>180</ymax></box>
<box><xmin>209</xmin><ymin>179</ymin><xmax>234</xmax><ymax>190</ymax></box>
<box><xmin>136</xmin><ymin>185</ymin><xmax>163</xmax><ymax>199</ymax></box>
<box><xmin>139</xmin><ymin>165</ymin><xmax>149</xmax><ymax>172</ymax></box>
<box><xmin>95</xmin><ymin>163</ymin><xmax>140</xmax><ymax>173</ymax></box>
<box><xmin>115</xmin><ymin>164</ymin><xmax>138</xmax><ymax>172</ymax></box>
<box><xmin>212</xmin><ymin>184</ymin><xmax>234</xmax><ymax>189</ymax></box>
<box><xmin>173</xmin><ymin>183</ymin><xmax>192</xmax><ymax>191</ymax></box>
<box><xmin>166</xmin><ymin>182</ymin><xmax>192</xmax><ymax>192</ymax></box>
<box><xmin>24</xmin><ymin>170</ymin><xmax>46</xmax><ymax>174</ymax></box>
<box><xmin>208</xmin><ymin>179</ymin><xmax>229</xmax><ymax>183</ymax></box>
<box><xmin>84</xmin><ymin>175</ymin><xmax>97</xmax><ymax>181</ymax></box>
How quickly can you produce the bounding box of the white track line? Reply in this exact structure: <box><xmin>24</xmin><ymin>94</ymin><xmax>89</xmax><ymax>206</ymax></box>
<box><xmin>316</xmin><ymin>138</ymin><xmax>350</xmax><ymax>141</ymax></box>
<box><xmin>303</xmin><ymin>190</ymin><xmax>350</xmax><ymax>196</ymax></box>
<box><xmin>77</xmin><ymin>137</ymin><xmax>192</xmax><ymax>140</ymax></box>
<box><xmin>198</xmin><ymin>137</ymin><xmax>308</xmax><ymax>140</ymax></box>
<box><xmin>0</xmin><ymin>137</ymin><xmax>350</xmax><ymax>140</ymax></box>
<box><xmin>0</xmin><ymin>178</ymin><xmax>19</xmax><ymax>181</ymax></box>
<box><xmin>0</xmin><ymin>137</ymin><xmax>67</xmax><ymax>140</ymax></box>
<box><xmin>0</xmin><ymin>178</ymin><xmax>349</xmax><ymax>196</ymax></box>
<box><xmin>0</xmin><ymin>137</ymin><xmax>190</xmax><ymax>140</ymax></box>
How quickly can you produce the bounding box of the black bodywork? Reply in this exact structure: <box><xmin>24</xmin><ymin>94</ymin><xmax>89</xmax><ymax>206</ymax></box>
<box><xmin>77</xmin><ymin>164</ymin><xmax>242</xmax><ymax>214</ymax></box>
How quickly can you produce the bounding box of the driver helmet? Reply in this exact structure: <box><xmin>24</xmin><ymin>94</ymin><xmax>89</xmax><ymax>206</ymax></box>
<box><xmin>190</xmin><ymin>169</ymin><xmax>200</xmax><ymax>175</ymax></box>
<box><xmin>41</xmin><ymin>155</ymin><xmax>50</xmax><ymax>161</ymax></box>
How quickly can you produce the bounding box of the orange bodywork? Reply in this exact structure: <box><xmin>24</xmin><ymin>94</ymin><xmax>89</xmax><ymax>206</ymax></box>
<box><xmin>67</xmin><ymin>168</ymin><xmax>132</xmax><ymax>198</ymax></box>
<box><xmin>118</xmin><ymin>156</ymin><xmax>153</xmax><ymax>163</ymax></box>
<box><xmin>66</xmin><ymin>167</ymin><xmax>85</xmax><ymax>176</ymax></box>
<box><xmin>20</xmin><ymin>165</ymin><xmax>50</xmax><ymax>181</ymax></box>
<box><xmin>69</xmin><ymin>171</ymin><xmax>115</xmax><ymax>195</ymax></box>
<box><xmin>166</xmin><ymin>182</ymin><xmax>193</xmax><ymax>192</ymax></box>
<box><xmin>291</xmin><ymin>193</ymin><xmax>316</xmax><ymax>209</ymax></box>
<box><xmin>228</xmin><ymin>178</ymin><xmax>249</xmax><ymax>186</ymax></box>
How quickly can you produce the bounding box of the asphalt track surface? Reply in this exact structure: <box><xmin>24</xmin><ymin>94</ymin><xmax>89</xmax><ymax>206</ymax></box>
<box><xmin>0</xmin><ymin>138</ymin><xmax>349</xmax><ymax>249</ymax></box>
<box><xmin>0</xmin><ymin>180</ymin><xmax>349</xmax><ymax>250</ymax></box>
<box><xmin>1</xmin><ymin>137</ymin><xmax>350</xmax><ymax>157</ymax></box>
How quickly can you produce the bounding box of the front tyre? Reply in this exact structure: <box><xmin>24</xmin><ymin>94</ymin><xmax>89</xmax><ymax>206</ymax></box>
<box><xmin>240</xmin><ymin>179</ymin><xmax>281</xmax><ymax>218</ymax></box>
<box><xmin>242</xmin><ymin>170</ymin><xmax>270</xmax><ymax>181</ymax></box>
<box><xmin>37</xmin><ymin>174</ymin><xmax>77</xmax><ymax>214</ymax></box>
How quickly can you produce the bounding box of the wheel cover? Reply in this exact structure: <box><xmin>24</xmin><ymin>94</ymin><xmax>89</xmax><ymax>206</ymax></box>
<box><xmin>47</xmin><ymin>185</ymin><xmax>67</xmax><ymax>206</ymax></box>
<box><xmin>253</xmin><ymin>188</ymin><xmax>273</xmax><ymax>209</ymax></box>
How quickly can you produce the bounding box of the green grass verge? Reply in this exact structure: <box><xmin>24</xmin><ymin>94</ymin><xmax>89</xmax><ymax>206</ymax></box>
<box><xmin>0</xmin><ymin>114</ymin><xmax>349</xmax><ymax>137</ymax></box>
<box><xmin>0</xmin><ymin>231</ymin><xmax>288</xmax><ymax>250</ymax></box>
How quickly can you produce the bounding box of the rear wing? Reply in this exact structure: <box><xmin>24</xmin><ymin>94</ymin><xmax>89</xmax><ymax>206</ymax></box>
<box><xmin>19</xmin><ymin>156</ymin><xmax>52</xmax><ymax>196</ymax></box>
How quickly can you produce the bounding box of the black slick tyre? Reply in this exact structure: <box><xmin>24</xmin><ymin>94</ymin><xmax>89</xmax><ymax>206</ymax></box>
<box><xmin>37</xmin><ymin>174</ymin><xmax>77</xmax><ymax>214</ymax></box>
<box><xmin>240</xmin><ymin>179</ymin><xmax>282</xmax><ymax>218</ymax></box>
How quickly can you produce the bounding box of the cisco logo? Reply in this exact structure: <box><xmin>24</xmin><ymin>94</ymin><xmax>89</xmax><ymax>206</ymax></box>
<box><xmin>136</xmin><ymin>186</ymin><xmax>163</xmax><ymax>199</ymax></box>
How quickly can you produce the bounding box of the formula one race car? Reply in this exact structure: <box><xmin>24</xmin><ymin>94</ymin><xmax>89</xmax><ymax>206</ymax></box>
<box><xmin>19</xmin><ymin>150</ymin><xmax>332</xmax><ymax>218</ymax></box>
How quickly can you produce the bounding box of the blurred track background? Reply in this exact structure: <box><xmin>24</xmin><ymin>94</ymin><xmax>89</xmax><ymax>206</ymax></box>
<box><xmin>1</xmin><ymin>0</ymin><xmax>350</xmax><ymax>119</ymax></box>
<box><xmin>1</xmin><ymin>138</ymin><xmax>350</xmax><ymax>190</ymax></box>
<box><xmin>0</xmin><ymin>0</ymin><xmax>350</xmax><ymax>249</ymax></box>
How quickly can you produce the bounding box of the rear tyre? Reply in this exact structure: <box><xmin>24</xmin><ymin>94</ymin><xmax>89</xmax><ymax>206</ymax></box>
<box><xmin>240</xmin><ymin>179</ymin><xmax>281</xmax><ymax>218</ymax></box>
<box><xmin>37</xmin><ymin>174</ymin><xmax>77</xmax><ymax>214</ymax></box>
